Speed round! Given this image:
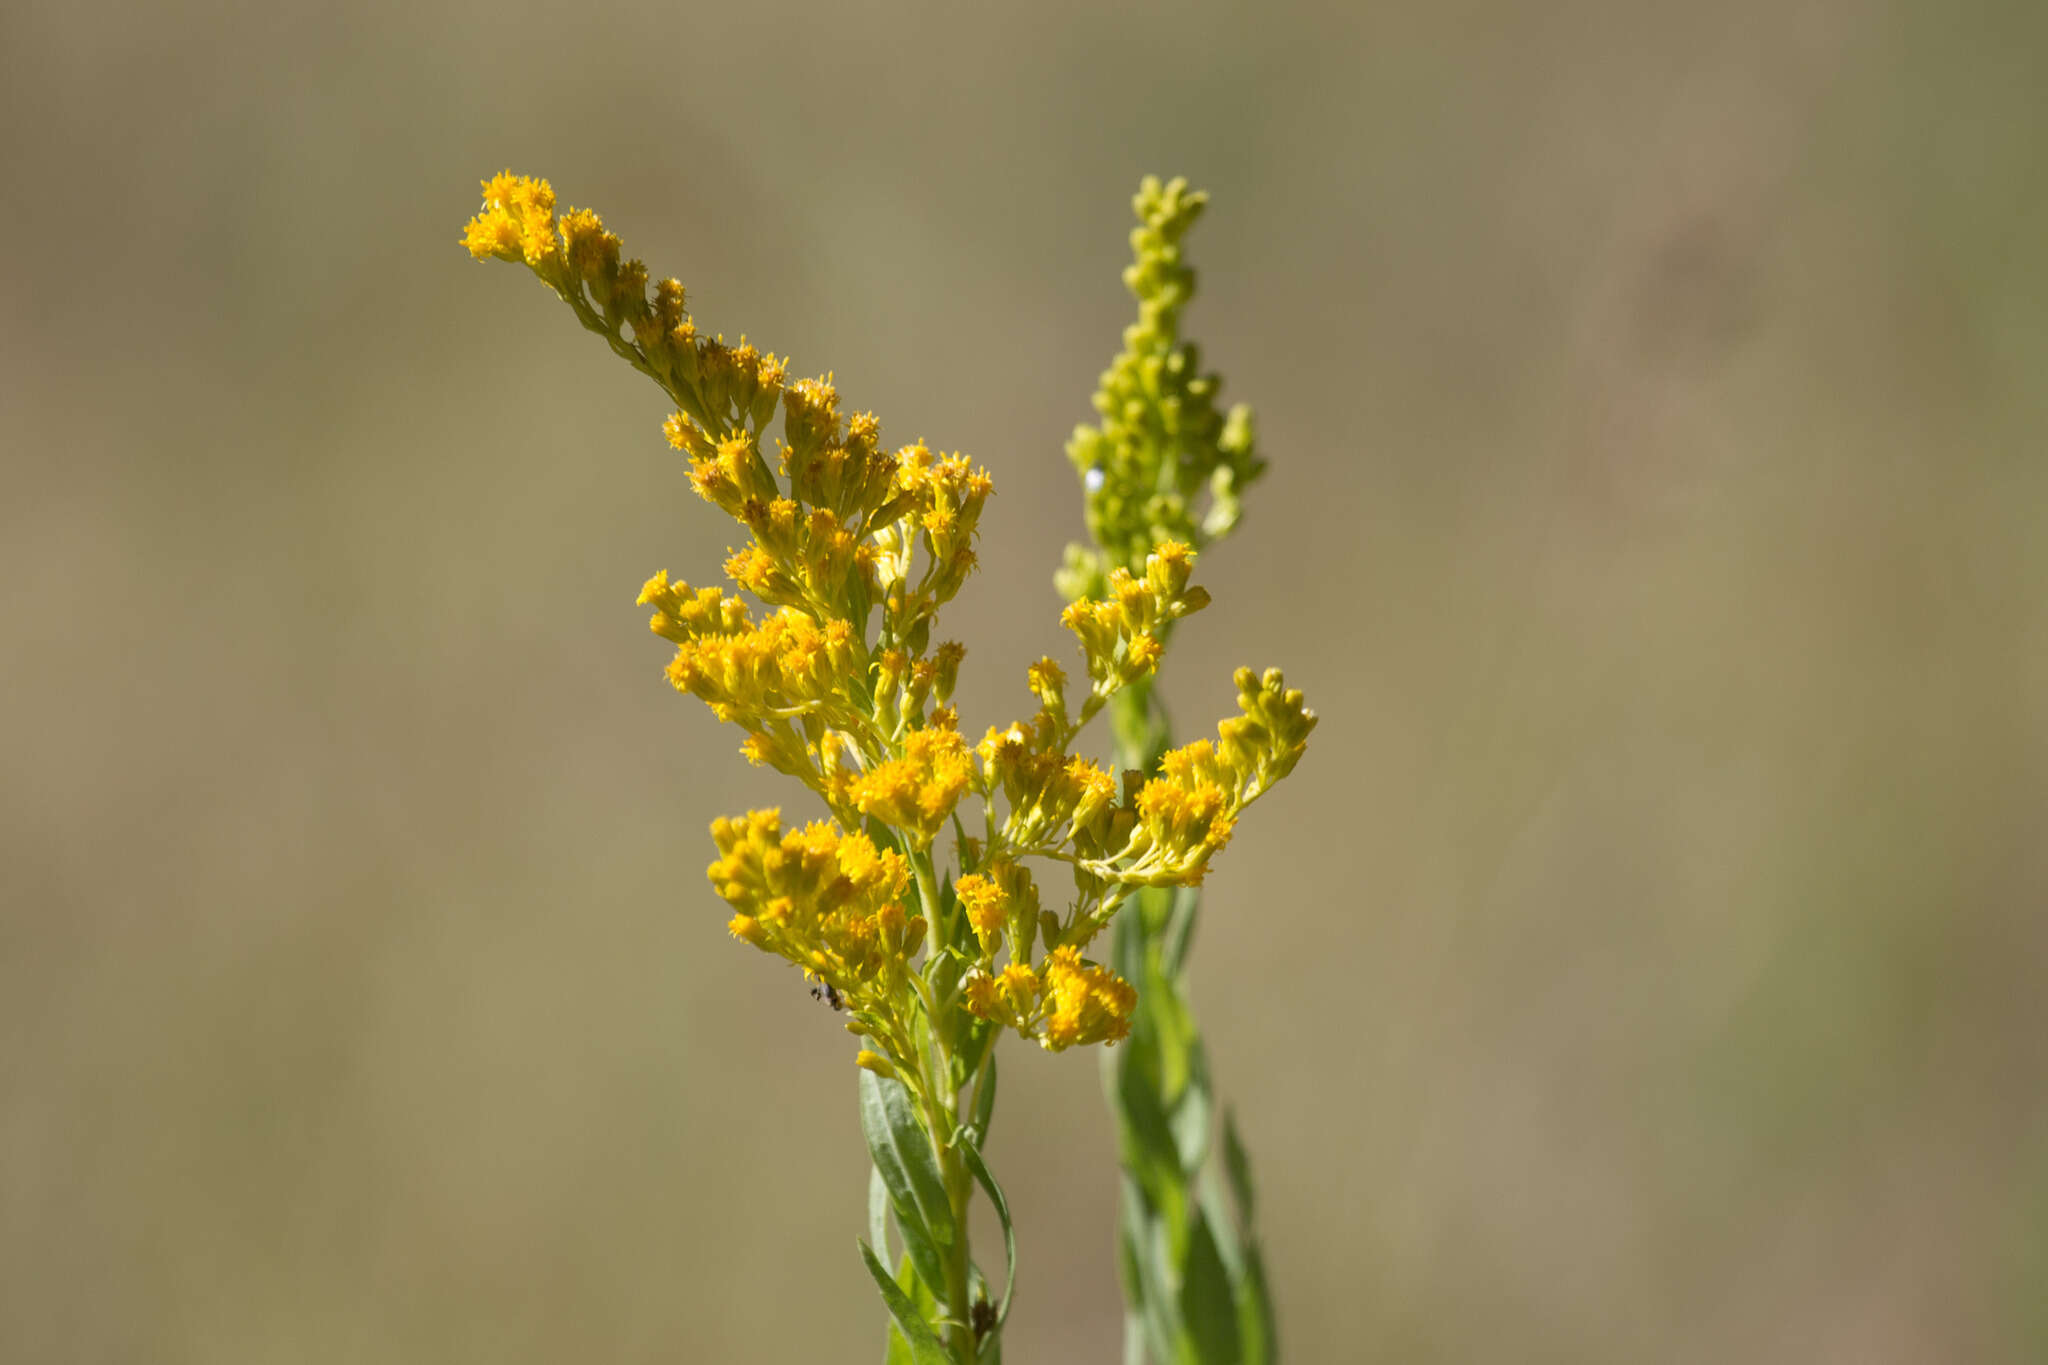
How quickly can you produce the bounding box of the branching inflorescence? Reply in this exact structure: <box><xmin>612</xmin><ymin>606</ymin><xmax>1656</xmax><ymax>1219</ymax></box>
<box><xmin>462</xmin><ymin>171</ymin><xmax>1312</xmax><ymax>1363</ymax></box>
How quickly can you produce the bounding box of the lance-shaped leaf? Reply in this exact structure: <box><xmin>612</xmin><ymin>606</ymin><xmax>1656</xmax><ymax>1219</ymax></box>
<box><xmin>955</xmin><ymin>1130</ymin><xmax>1016</xmax><ymax>1325</ymax></box>
<box><xmin>860</xmin><ymin>1070</ymin><xmax>955</xmax><ymax>1301</ymax></box>
<box><xmin>860</xmin><ymin>1238</ymin><xmax>950</xmax><ymax>1365</ymax></box>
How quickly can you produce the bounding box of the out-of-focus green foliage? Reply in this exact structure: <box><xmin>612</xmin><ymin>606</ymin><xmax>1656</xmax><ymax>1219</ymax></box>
<box><xmin>1069</xmin><ymin>181</ymin><xmax>1279</xmax><ymax>1365</ymax></box>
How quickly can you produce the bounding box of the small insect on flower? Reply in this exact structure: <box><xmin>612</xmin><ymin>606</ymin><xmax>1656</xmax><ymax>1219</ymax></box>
<box><xmin>809</xmin><ymin>980</ymin><xmax>846</xmax><ymax>1011</ymax></box>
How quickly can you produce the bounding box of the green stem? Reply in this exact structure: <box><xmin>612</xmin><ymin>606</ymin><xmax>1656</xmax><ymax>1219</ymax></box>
<box><xmin>908</xmin><ymin>848</ymin><xmax>980</xmax><ymax>1364</ymax></box>
<box><xmin>1109</xmin><ymin>678</ymin><xmax>1167</xmax><ymax>774</ymax></box>
<box><xmin>936</xmin><ymin>1112</ymin><xmax>977</xmax><ymax>1363</ymax></box>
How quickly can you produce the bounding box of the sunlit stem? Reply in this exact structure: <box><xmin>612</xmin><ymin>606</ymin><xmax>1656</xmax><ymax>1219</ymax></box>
<box><xmin>908</xmin><ymin>847</ymin><xmax>980</xmax><ymax>1363</ymax></box>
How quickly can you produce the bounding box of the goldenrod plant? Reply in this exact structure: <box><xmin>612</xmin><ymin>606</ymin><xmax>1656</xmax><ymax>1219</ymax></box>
<box><xmin>1065</xmin><ymin>178</ymin><xmax>1280</xmax><ymax>1365</ymax></box>
<box><xmin>461</xmin><ymin>172</ymin><xmax>1313</xmax><ymax>1364</ymax></box>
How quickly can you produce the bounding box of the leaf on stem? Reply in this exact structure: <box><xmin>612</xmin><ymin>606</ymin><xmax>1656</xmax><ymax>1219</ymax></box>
<box><xmin>1179</xmin><ymin>1210</ymin><xmax>1243</xmax><ymax>1365</ymax></box>
<box><xmin>860</xmin><ymin>1070</ymin><xmax>956</xmax><ymax>1301</ymax></box>
<box><xmin>954</xmin><ymin>1130</ymin><xmax>1016</xmax><ymax>1325</ymax></box>
<box><xmin>860</xmin><ymin>1238</ymin><xmax>951</xmax><ymax>1365</ymax></box>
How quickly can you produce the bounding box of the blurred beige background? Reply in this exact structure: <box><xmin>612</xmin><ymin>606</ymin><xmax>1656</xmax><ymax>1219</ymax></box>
<box><xmin>5</xmin><ymin>0</ymin><xmax>2046</xmax><ymax>1360</ymax></box>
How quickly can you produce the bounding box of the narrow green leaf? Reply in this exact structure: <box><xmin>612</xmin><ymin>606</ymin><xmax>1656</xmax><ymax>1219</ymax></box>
<box><xmin>869</xmin><ymin>1164</ymin><xmax>893</xmax><ymax>1263</ymax></box>
<box><xmin>1179</xmin><ymin>1211</ymin><xmax>1243</xmax><ymax>1365</ymax></box>
<box><xmin>888</xmin><ymin>1250</ymin><xmax>940</xmax><ymax>1365</ymax></box>
<box><xmin>970</xmin><ymin>1053</ymin><xmax>999</xmax><ymax>1140</ymax></box>
<box><xmin>1220</xmin><ymin>1108</ymin><xmax>1257</xmax><ymax>1225</ymax></box>
<box><xmin>1197</xmin><ymin>1169</ymin><xmax>1245</xmax><ymax>1283</ymax></box>
<box><xmin>1123</xmin><ymin>1314</ymin><xmax>1148</xmax><ymax>1365</ymax></box>
<box><xmin>859</xmin><ymin>1071</ymin><xmax>955</xmax><ymax>1299</ymax></box>
<box><xmin>1160</xmin><ymin>884</ymin><xmax>1201</xmax><ymax>977</ymax></box>
<box><xmin>1169</xmin><ymin>1040</ymin><xmax>1213</xmax><ymax>1176</ymax></box>
<box><xmin>889</xmin><ymin>1194</ymin><xmax>950</xmax><ymax>1312</ymax></box>
<box><xmin>937</xmin><ymin>871</ymin><xmax>969</xmax><ymax>960</ymax></box>
<box><xmin>956</xmin><ymin>1132</ymin><xmax>1016</xmax><ymax>1323</ymax></box>
<box><xmin>860</xmin><ymin>1071</ymin><xmax>954</xmax><ymax>1248</ymax></box>
<box><xmin>1114</xmin><ymin>1030</ymin><xmax>1186</xmax><ymax>1221</ymax></box>
<box><xmin>859</xmin><ymin>1239</ymin><xmax>950</xmax><ymax>1365</ymax></box>
<box><xmin>1236</xmin><ymin>1241</ymin><xmax>1276</xmax><ymax>1365</ymax></box>
<box><xmin>1149</xmin><ymin>970</ymin><xmax>1197</xmax><ymax>1105</ymax></box>
<box><xmin>1110</xmin><ymin>895</ymin><xmax>1152</xmax><ymax>983</ymax></box>
<box><xmin>956</xmin><ymin>1017</ymin><xmax>998</xmax><ymax>1101</ymax></box>
<box><xmin>1123</xmin><ymin>1175</ymin><xmax>1182</xmax><ymax>1365</ymax></box>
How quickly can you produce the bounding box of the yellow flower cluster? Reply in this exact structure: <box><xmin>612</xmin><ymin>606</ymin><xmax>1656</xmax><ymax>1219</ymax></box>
<box><xmin>462</xmin><ymin>172</ymin><xmax>560</xmax><ymax>267</ymax></box>
<box><xmin>953</xmin><ymin>860</ymin><xmax>1044</xmax><ymax>958</ymax></box>
<box><xmin>461</xmin><ymin>172</ymin><xmax>1314</xmax><ymax>1075</ymax></box>
<box><xmin>843</xmin><ymin>721</ymin><xmax>974</xmax><ymax>848</ymax></box>
<box><xmin>708</xmin><ymin>809</ymin><xmax>925</xmax><ymax>1010</ymax></box>
<box><xmin>964</xmin><ymin>946</ymin><xmax>1138</xmax><ymax>1052</ymax></box>
<box><xmin>969</xmin><ymin>660</ymin><xmax>1314</xmax><ymax>974</ymax></box>
<box><xmin>1098</xmin><ymin>666</ymin><xmax>1316</xmax><ymax>889</ymax></box>
<box><xmin>640</xmin><ymin>573</ymin><xmax>860</xmax><ymax>722</ymax></box>
<box><xmin>1059</xmin><ymin>541</ymin><xmax>1210</xmax><ymax>700</ymax></box>
<box><xmin>978</xmin><ymin>718</ymin><xmax>1120</xmax><ymax>854</ymax></box>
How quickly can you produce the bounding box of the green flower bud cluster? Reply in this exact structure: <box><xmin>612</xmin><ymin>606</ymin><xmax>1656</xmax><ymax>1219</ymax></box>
<box><xmin>1060</xmin><ymin>176</ymin><xmax>1265</xmax><ymax>603</ymax></box>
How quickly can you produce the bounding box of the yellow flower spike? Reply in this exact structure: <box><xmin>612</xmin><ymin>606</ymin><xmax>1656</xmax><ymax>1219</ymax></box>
<box><xmin>977</xmin><ymin>722</ymin><xmax>1030</xmax><ymax>790</ymax></box>
<box><xmin>954</xmin><ymin>873</ymin><xmax>1007</xmax><ymax>954</ymax></box>
<box><xmin>902</xmin><ymin>658</ymin><xmax>938</xmax><ymax>725</ymax></box>
<box><xmin>1037</xmin><ymin>947</ymin><xmax>1136</xmax><ymax>1051</ymax></box>
<box><xmin>663</xmin><ymin>411</ymin><xmax>715</xmax><ymax>460</ymax></box>
<box><xmin>963</xmin><ymin>972</ymin><xmax>1006</xmax><ymax>1026</ymax></box>
<box><xmin>462</xmin><ymin>171</ymin><xmax>559</xmax><ymax>267</ymax></box>
<box><xmin>1145</xmin><ymin>540</ymin><xmax>1195</xmax><ymax>597</ymax></box>
<box><xmin>1110</xmin><ymin>569</ymin><xmax>1150</xmax><ymax>630</ymax></box>
<box><xmin>997</xmin><ymin>962</ymin><xmax>1040</xmax><ymax>1018</ymax></box>
<box><xmin>849</xmin><ymin>724</ymin><xmax>972</xmax><ymax>846</ymax></box>
<box><xmin>705</xmin><ymin>809</ymin><xmax>919</xmax><ymax>999</ymax></box>
<box><xmin>740</xmin><ymin>725</ymin><xmax>820</xmax><ymax>784</ymax></box>
<box><xmin>964</xmin><ymin>963</ymin><xmax>1045</xmax><ymax>1036</ymax></box>
<box><xmin>932</xmin><ymin>642</ymin><xmax>966</xmax><ymax>704</ymax></box>
<box><xmin>800</xmin><ymin>508</ymin><xmax>861</xmax><ymax>599</ymax></box>
<box><xmin>558</xmin><ymin>206</ymin><xmax>619</xmax><ymax>287</ymax></box>
<box><xmin>782</xmin><ymin>375</ymin><xmax>842</xmax><ymax>453</ymax></box>
<box><xmin>1124</xmin><ymin>633</ymin><xmax>1165</xmax><ymax>678</ymax></box>
<box><xmin>1065</xmin><ymin>757</ymin><xmax>1117</xmax><ymax>837</ymax></box>
<box><xmin>653</xmin><ymin>276</ymin><xmax>686</xmax><ymax>323</ymax></box>
<box><xmin>719</xmin><ymin>433</ymin><xmax>782</xmax><ymax>506</ymax></box>
<box><xmin>639</xmin><ymin>575</ymin><xmax>753</xmax><ymax>645</ymax></box>
<box><xmin>1217</xmin><ymin>665</ymin><xmax>1317</xmax><ymax>794</ymax></box>
<box><xmin>991</xmin><ymin>860</ymin><xmax>1044</xmax><ymax>961</ymax></box>
<box><xmin>874</xmin><ymin>901</ymin><xmax>909</xmax><ymax>954</ymax></box>
<box><xmin>1026</xmin><ymin>657</ymin><xmax>1066</xmax><ymax>719</ymax></box>
<box><xmin>927</xmin><ymin>543</ymin><xmax>980</xmax><ymax>607</ymax></box>
<box><xmin>1056</xmin><ymin>544</ymin><xmax>1214</xmax><ymax>709</ymax></box>
<box><xmin>854</xmin><ymin>1051</ymin><xmax>896</xmax><ymax>1080</ymax></box>
<box><xmin>720</xmin><ymin>544</ymin><xmax>790</xmax><ymax>604</ymax></box>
